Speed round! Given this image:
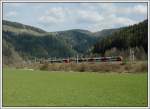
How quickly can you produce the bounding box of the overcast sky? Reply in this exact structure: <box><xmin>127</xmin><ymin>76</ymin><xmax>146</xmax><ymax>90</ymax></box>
<box><xmin>3</xmin><ymin>2</ymin><xmax>147</xmax><ymax>32</ymax></box>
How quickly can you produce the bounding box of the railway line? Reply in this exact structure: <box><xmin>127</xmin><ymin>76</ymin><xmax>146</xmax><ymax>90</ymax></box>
<box><xmin>35</xmin><ymin>56</ymin><xmax>123</xmax><ymax>64</ymax></box>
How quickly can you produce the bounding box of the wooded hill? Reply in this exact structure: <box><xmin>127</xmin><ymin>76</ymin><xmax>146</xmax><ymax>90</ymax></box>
<box><xmin>2</xmin><ymin>19</ymin><xmax>148</xmax><ymax>65</ymax></box>
<box><xmin>3</xmin><ymin>20</ymin><xmax>97</xmax><ymax>65</ymax></box>
<box><xmin>93</xmin><ymin>20</ymin><xmax>148</xmax><ymax>59</ymax></box>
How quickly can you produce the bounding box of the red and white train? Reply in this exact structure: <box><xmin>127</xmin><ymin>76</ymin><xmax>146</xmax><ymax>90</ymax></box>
<box><xmin>48</xmin><ymin>56</ymin><xmax>123</xmax><ymax>63</ymax></box>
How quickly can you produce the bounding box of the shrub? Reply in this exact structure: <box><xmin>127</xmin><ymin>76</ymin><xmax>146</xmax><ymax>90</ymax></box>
<box><xmin>40</xmin><ymin>62</ymin><xmax>49</xmax><ymax>71</ymax></box>
<box><xmin>37</xmin><ymin>61</ymin><xmax>147</xmax><ymax>73</ymax></box>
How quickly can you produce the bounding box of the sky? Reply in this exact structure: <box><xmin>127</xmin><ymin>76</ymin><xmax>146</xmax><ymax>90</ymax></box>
<box><xmin>3</xmin><ymin>2</ymin><xmax>147</xmax><ymax>32</ymax></box>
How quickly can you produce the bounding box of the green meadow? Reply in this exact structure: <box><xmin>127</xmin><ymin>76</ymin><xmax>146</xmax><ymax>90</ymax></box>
<box><xmin>3</xmin><ymin>68</ymin><xmax>148</xmax><ymax>107</ymax></box>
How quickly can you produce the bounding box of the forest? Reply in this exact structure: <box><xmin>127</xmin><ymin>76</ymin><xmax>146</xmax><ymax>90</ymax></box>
<box><xmin>93</xmin><ymin>20</ymin><xmax>148</xmax><ymax>60</ymax></box>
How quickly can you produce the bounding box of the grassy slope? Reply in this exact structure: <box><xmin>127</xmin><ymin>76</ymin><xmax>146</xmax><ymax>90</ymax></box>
<box><xmin>3</xmin><ymin>68</ymin><xmax>147</xmax><ymax>107</ymax></box>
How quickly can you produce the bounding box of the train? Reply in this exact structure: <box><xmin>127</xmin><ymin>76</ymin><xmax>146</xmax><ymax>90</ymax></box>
<box><xmin>45</xmin><ymin>56</ymin><xmax>123</xmax><ymax>63</ymax></box>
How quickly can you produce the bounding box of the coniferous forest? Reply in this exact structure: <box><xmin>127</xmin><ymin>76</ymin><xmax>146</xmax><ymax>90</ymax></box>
<box><xmin>93</xmin><ymin>20</ymin><xmax>148</xmax><ymax>59</ymax></box>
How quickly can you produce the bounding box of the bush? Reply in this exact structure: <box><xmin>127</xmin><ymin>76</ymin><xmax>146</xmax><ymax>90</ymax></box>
<box><xmin>40</xmin><ymin>62</ymin><xmax>49</xmax><ymax>71</ymax></box>
<box><xmin>38</xmin><ymin>61</ymin><xmax>147</xmax><ymax>73</ymax></box>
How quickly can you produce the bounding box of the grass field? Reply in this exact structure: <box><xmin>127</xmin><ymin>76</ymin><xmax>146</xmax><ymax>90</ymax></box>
<box><xmin>3</xmin><ymin>68</ymin><xmax>148</xmax><ymax>107</ymax></box>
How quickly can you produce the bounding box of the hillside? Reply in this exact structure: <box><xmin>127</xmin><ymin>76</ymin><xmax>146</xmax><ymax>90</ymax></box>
<box><xmin>3</xmin><ymin>20</ymin><xmax>47</xmax><ymax>36</ymax></box>
<box><xmin>3</xmin><ymin>39</ymin><xmax>23</xmax><ymax>66</ymax></box>
<box><xmin>93</xmin><ymin>28</ymin><xmax>119</xmax><ymax>37</ymax></box>
<box><xmin>52</xmin><ymin>29</ymin><xmax>96</xmax><ymax>54</ymax></box>
<box><xmin>93</xmin><ymin>20</ymin><xmax>148</xmax><ymax>59</ymax></box>
<box><xmin>2</xmin><ymin>20</ymin><xmax>97</xmax><ymax>65</ymax></box>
